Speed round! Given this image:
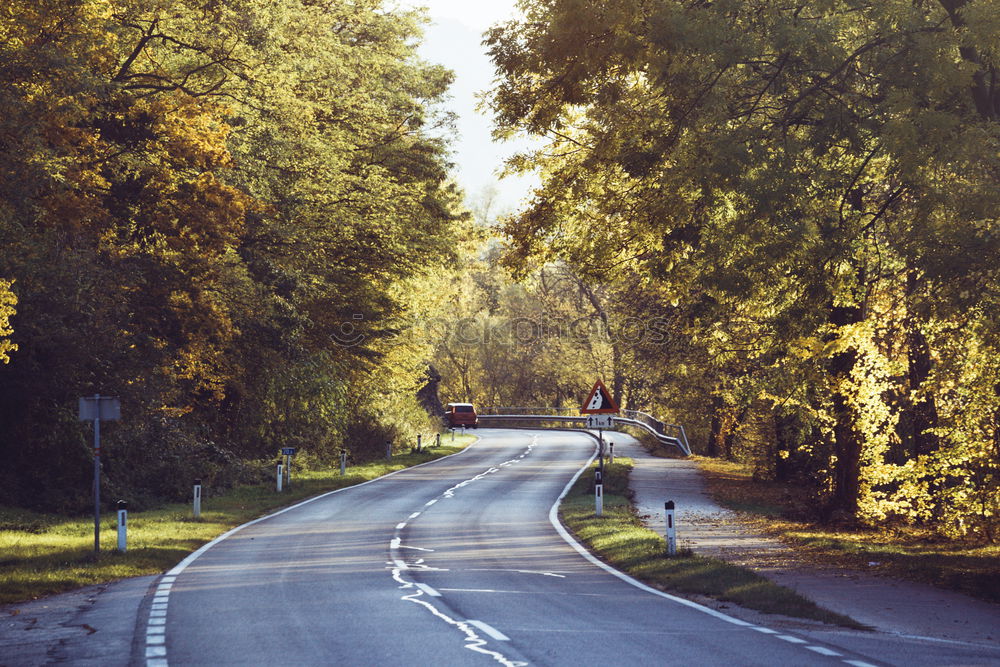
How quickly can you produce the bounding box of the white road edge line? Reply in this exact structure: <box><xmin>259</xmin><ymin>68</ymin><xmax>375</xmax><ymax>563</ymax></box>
<box><xmin>843</xmin><ymin>661</ymin><xmax>879</xmax><ymax>667</ymax></box>
<box><xmin>164</xmin><ymin>437</ymin><xmax>480</xmax><ymax>578</ymax></box>
<box><xmin>806</xmin><ymin>646</ymin><xmax>842</xmax><ymax>657</ymax></box>
<box><xmin>547</xmin><ymin>442</ymin><xmax>755</xmax><ymax>628</ymax></box>
<box><xmin>145</xmin><ymin>436</ymin><xmax>480</xmax><ymax>667</ymax></box>
<box><xmin>467</xmin><ymin>620</ymin><xmax>511</xmax><ymax>641</ymax></box>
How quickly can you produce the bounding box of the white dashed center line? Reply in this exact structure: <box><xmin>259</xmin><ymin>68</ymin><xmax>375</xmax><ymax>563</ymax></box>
<box><xmin>466</xmin><ymin>620</ymin><xmax>511</xmax><ymax>641</ymax></box>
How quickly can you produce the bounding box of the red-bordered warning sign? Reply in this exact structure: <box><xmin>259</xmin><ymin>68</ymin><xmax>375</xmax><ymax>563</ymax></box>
<box><xmin>581</xmin><ymin>379</ymin><xmax>619</xmax><ymax>414</ymax></box>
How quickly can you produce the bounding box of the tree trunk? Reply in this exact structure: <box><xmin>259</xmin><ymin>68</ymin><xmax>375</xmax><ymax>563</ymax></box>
<box><xmin>828</xmin><ymin>304</ymin><xmax>863</xmax><ymax>517</ymax></box>
<box><xmin>774</xmin><ymin>414</ymin><xmax>796</xmax><ymax>482</ymax></box>
<box><xmin>903</xmin><ymin>271</ymin><xmax>940</xmax><ymax>458</ymax></box>
<box><xmin>707</xmin><ymin>394</ymin><xmax>722</xmax><ymax>457</ymax></box>
<box><xmin>722</xmin><ymin>407</ymin><xmax>747</xmax><ymax>461</ymax></box>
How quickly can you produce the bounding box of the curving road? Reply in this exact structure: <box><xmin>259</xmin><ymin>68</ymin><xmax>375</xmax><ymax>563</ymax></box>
<box><xmin>138</xmin><ymin>429</ymin><xmax>933</xmax><ymax>666</ymax></box>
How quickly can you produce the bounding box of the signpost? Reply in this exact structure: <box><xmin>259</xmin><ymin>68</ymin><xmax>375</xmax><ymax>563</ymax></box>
<box><xmin>580</xmin><ymin>379</ymin><xmax>619</xmax><ymax>415</ymax></box>
<box><xmin>581</xmin><ymin>380</ymin><xmax>619</xmax><ymax>474</ymax></box>
<box><xmin>585</xmin><ymin>414</ymin><xmax>614</xmax><ymax>429</ymax></box>
<box><xmin>78</xmin><ymin>395</ymin><xmax>120</xmax><ymax>557</ymax></box>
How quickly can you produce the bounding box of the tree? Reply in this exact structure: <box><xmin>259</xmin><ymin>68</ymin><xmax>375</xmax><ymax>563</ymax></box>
<box><xmin>0</xmin><ymin>0</ymin><xmax>466</xmax><ymax>509</ymax></box>
<box><xmin>486</xmin><ymin>0</ymin><xmax>1000</xmax><ymax>536</ymax></box>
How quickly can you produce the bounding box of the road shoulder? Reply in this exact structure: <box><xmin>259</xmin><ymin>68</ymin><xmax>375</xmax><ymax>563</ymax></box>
<box><xmin>615</xmin><ymin>433</ymin><xmax>1000</xmax><ymax>646</ymax></box>
<box><xmin>0</xmin><ymin>574</ymin><xmax>155</xmax><ymax>667</ymax></box>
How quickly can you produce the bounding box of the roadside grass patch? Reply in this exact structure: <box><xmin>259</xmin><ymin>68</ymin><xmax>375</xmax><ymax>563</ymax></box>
<box><xmin>560</xmin><ymin>459</ymin><xmax>862</xmax><ymax>628</ymax></box>
<box><xmin>0</xmin><ymin>437</ymin><xmax>475</xmax><ymax>605</ymax></box>
<box><xmin>697</xmin><ymin>457</ymin><xmax>1000</xmax><ymax>604</ymax></box>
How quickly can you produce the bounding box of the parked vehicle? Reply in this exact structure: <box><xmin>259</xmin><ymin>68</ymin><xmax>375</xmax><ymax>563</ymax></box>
<box><xmin>445</xmin><ymin>402</ymin><xmax>478</xmax><ymax>428</ymax></box>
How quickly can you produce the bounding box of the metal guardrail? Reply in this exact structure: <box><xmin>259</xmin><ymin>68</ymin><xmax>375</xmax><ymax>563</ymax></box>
<box><xmin>479</xmin><ymin>407</ymin><xmax>691</xmax><ymax>456</ymax></box>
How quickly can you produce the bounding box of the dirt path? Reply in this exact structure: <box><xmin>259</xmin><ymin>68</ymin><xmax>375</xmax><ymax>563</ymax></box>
<box><xmin>612</xmin><ymin>433</ymin><xmax>1000</xmax><ymax>646</ymax></box>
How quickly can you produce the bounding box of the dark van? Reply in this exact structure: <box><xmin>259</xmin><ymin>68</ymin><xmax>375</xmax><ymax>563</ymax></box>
<box><xmin>445</xmin><ymin>402</ymin><xmax>478</xmax><ymax>428</ymax></box>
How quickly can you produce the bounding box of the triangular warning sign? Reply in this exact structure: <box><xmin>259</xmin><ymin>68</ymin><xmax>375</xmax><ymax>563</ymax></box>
<box><xmin>581</xmin><ymin>379</ymin><xmax>619</xmax><ymax>414</ymax></box>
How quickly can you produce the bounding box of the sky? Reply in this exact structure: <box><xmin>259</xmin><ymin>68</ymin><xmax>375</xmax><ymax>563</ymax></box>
<box><xmin>396</xmin><ymin>0</ymin><xmax>540</xmax><ymax>215</ymax></box>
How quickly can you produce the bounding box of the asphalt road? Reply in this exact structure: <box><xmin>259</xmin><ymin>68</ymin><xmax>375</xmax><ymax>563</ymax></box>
<box><xmin>136</xmin><ymin>429</ymin><xmax>994</xmax><ymax>666</ymax></box>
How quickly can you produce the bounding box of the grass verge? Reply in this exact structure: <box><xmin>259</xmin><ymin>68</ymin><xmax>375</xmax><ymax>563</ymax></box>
<box><xmin>559</xmin><ymin>458</ymin><xmax>863</xmax><ymax>628</ymax></box>
<box><xmin>0</xmin><ymin>437</ymin><xmax>476</xmax><ymax>605</ymax></box>
<box><xmin>696</xmin><ymin>457</ymin><xmax>1000</xmax><ymax>604</ymax></box>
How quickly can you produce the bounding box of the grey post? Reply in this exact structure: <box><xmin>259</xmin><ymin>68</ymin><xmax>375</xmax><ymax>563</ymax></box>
<box><xmin>79</xmin><ymin>394</ymin><xmax>120</xmax><ymax>557</ymax></box>
<box><xmin>94</xmin><ymin>406</ymin><xmax>101</xmax><ymax>554</ymax></box>
<box><xmin>276</xmin><ymin>463</ymin><xmax>284</xmax><ymax>492</ymax></box>
<box><xmin>386</xmin><ymin>439</ymin><xmax>392</xmax><ymax>459</ymax></box>
<box><xmin>116</xmin><ymin>500</ymin><xmax>127</xmax><ymax>552</ymax></box>
<box><xmin>665</xmin><ymin>500</ymin><xmax>677</xmax><ymax>556</ymax></box>
<box><xmin>417</xmin><ymin>434</ymin><xmax>422</xmax><ymax>452</ymax></box>
<box><xmin>193</xmin><ymin>478</ymin><xmax>202</xmax><ymax>519</ymax></box>
<box><xmin>595</xmin><ymin>469</ymin><xmax>604</xmax><ymax>517</ymax></box>
<box><xmin>340</xmin><ymin>450</ymin><xmax>347</xmax><ymax>476</ymax></box>
<box><xmin>435</xmin><ymin>433</ymin><xmax>440</xmax><ymax>447</ymax></box>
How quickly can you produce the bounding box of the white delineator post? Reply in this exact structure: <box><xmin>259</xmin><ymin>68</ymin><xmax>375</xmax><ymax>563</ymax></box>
<box><xmin>276</xmin><ymin>464</ymin><xmax>284</xmax><ymax>492</ymax></box>
<box><xmin>665</xmin><ymin>500</ymin><xmax>677</xmax><ymax>556</ymax></box>
<box><xmin>340</xmin><ymin>450</ymin><xmax>347</xmax><ymax>476</ymax></box>
<box><xmin>609</xmin><ymin>441</ymin><xmax>615</xmax><ymax>464</ymax></box>
<box><xmin>116</xmin><ymin>500</ymin><xmax>127</xmax><ymax>552</ymax></box>
<box><xmin>386</xmin><ymin>440</ymin><xmax>392</xmax><ymax>460</ymax></box>
<box><xmin>595</xmin><ymin>470</ymin><xmax>604</xmax><ymax>517</ymax></box>
<box><xmin>193</xmin><ymin>479</ymin><xmax>202</xmax><ymax>519</ymax></box>
<box><xmin>417</xmin><ymin>434</ymin><xmax>422</xmax><ymax>452</ymax></box>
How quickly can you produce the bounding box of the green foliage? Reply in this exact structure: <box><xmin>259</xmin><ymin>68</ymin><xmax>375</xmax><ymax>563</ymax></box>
<box><xmin>486</xmin><ymin>0</ymin><xmax>1000</xmax><ymax>540</ymax></box>
<box><xmin>0</xmin><ymin>0</ymin><xmax>463</xmax><ymax>511</ymax></box>
<box><xmin>0</xmin><ymin>280</ymin><xmax>15</xmax><ymax>364</ymax></box>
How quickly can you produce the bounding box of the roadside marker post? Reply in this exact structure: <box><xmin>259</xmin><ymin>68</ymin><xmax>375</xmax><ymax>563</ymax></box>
<box><xmin>417</xmin><ymin>434</ymin><xmax>422</xmax><ymax>453</ymax></box>
<box><xmin>340</xmin><ymin>450</ymin><xmax>347</xmax><ymax>476</ymax></box>
<box><xmin>276</xmin><ymin>464</ymin><xmax>284</xmax><ymax>492</ymax></box>
<box><xmin>116</xmin><ymin>500</ymin><xmax>127</xmax><ymax>552</ymax></box>
<box><xmin>78</xmin><ymin>394</ymin><xmax>121</xmax><ymax>557</ymax></box>
<box><xmin>451</xmin><ymin>429</ymin><xmax>455</xmax><ymax>442</ymax></box>
<box><xmin>595</xmin><ymin>470</ymin><xmax>604</xmax><ymax>517</ymax></box>
<box><xmin>609</xmin><ymin>442</ymin><xmax>614</xmax><ymax>464</ymax></box>
<box><xmin>435</xmin><ymin>433</ymin><xmax>441</xmax><ymax>447</ymax></box>
<box><xmin>665</xmin><ymin>501</ymin><xmax>677</xmax><ymax>556</ymax></box>
<box><xmin>281</xmin><ymin>447</ymin><xmax>296</xmax><ymax>489</ymax></box>
<box><xmin>193</xmin><ymin>479</ymin><xmax>202</xmax><ymax>519</ymax></box>
<box><xmin>386</xmin><ymin>440</ymin><xmax>392</xmax><ymax>460</ymax></box>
